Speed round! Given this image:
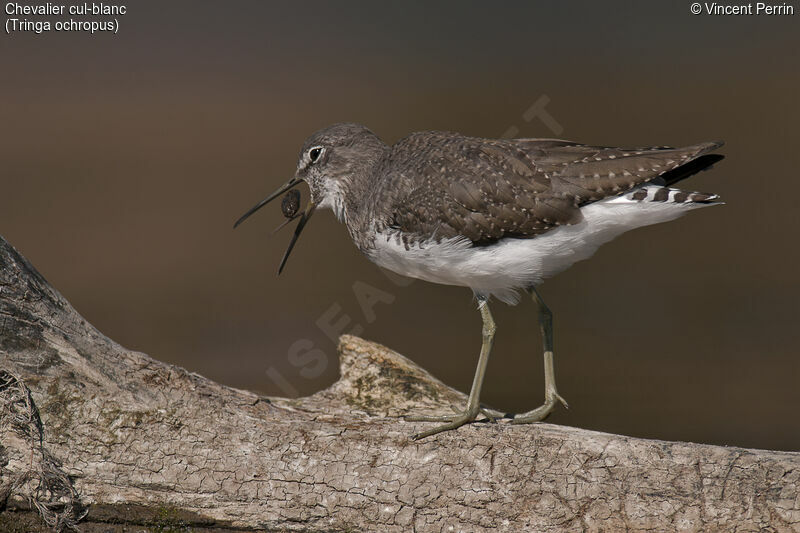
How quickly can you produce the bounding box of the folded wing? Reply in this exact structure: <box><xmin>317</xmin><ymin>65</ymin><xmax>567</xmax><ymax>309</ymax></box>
<box><xmin>384</xmin><ymin>133</ymin><xmax>723</xmax><ymax>246</ymax></box>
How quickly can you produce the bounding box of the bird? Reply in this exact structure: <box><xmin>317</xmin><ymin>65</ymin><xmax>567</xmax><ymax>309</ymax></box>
<box><xmin>234</xmin><ymin>123</ymin><xmax>724</xmax><ymax>440</ymax></box>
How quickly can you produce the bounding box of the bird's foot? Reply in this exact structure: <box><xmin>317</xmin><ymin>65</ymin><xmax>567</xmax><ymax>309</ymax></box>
<box><xmin>511</xmin><ymin>389</ymin><xmax>568</xmax><ymax>424</ymax></box>
<box><xmin>406</xmin><ymin>406</ymin><xmax>499</xmax><ymax>440</ymax></box>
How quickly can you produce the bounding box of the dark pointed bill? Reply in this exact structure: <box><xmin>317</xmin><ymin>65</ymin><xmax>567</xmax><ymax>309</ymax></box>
<box><xmin>234</xmin><ymin>176</ymin><xmax>314</xmax><ymax>274</ymax></box>
<box><xmin>277</xmin><ymin>201</ymin><xmax>316</xmax><ymax>275</ymax></box>
<box><xmin>272</xmin><ymin>214</ymin><xmax>299</xmax><ymax>234</ymax></box>
<box><xmin>233</xmin><ymin>177</ymin><xmax>303</xmax><ymax>229</ymax></box>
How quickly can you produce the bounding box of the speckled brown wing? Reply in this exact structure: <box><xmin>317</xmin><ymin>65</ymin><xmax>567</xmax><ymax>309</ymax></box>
<box><xmin>517</xmin><ymin>139</ymin><xmax>724</xmax><ymax>205</ymax></box>
<box><xmin>382</xmin><ymin>132</ymin><xmax>722</xmax><ymax>247</ymax></box>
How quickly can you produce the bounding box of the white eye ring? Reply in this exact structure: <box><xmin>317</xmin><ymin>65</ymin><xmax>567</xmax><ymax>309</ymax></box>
<box><xmin>308</xmin><ymin>146</ymin><xmax>324</xmax><ymax>163</ymax></box>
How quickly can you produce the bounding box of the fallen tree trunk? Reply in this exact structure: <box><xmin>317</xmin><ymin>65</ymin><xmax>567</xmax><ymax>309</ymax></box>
<box><xmin>0</xmin><ymin>234</ymin><xmax>798</xmax><ymax>533</ymax></box>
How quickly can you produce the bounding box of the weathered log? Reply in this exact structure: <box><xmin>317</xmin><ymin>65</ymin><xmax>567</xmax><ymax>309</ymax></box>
<box><xmin>0</xmin><ymin>234</ymin><xmax>798</xmax><ymax>533</ymax></box>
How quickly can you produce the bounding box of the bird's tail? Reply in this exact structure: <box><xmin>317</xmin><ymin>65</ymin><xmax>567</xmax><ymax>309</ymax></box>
<box><xmin>657</xmin><ymin>151</ymin><xmax>724</xmax><ymax>187</ymax></box>
<box><xmin>608</xmin><ymin>185</ymin><xmax>722</xmax><ymax>206</ymax></box>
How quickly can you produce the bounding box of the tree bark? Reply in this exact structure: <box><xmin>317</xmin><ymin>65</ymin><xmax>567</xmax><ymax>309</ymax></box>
<box><xmin>0</xmin><ymin>234</ymin><xmax>798</xmax><ymax>533</ymax></box>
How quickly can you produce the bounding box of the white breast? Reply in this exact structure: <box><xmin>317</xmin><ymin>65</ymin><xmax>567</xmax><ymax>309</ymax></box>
<box><xmin>366</xmin><ymin>193</ymin><xmax>716</xmax><ymax>304</ymax></box>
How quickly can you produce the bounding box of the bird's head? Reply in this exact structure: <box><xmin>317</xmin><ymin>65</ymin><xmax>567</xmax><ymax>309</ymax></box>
<box><xmin>234</xmin><ymin>123</ymin><xmax>385</xmax><ymax>273</ymax></box>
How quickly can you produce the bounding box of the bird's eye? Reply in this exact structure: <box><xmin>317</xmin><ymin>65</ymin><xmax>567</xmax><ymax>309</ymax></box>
<box><xmin>309</xmin><ymin>147</ymin><xmax>323</xmax><ymax>163</ymax></box>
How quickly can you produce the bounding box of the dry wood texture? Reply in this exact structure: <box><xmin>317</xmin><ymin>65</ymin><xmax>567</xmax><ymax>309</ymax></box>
<box><xmin>0</xmin><ymin>235</ymin><xmax>798</xmax><ymax>532</ymax></box>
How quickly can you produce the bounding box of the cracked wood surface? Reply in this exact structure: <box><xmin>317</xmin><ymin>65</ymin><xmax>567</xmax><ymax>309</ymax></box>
<box><xmin>0</xmin><ymin>234</ymin><xmax>798</xmax><ymax>533</ymax></box>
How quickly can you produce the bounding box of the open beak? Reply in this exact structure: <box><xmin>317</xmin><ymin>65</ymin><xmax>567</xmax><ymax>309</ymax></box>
<box><xmin>271</xmin><ymin>214</ymin><xmax>299</xmax><ymax>234</ymax></box>
<box><xmin>233</xmin><ymin>177</ymin><xmax>302</xmax><ymax>229</ymax></box>
<box><xmin>233</xmin><ymin>177</ymin><xmax>316</xmax><ymax>275</ymax></box>
<box><xmin>277</xmin><ymin>201</ymin><xmax>316</xmax><ymax>274</ymax></box>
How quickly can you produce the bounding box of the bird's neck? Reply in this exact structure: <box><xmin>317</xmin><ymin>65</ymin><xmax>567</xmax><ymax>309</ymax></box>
<box><xmin>335</xmin><ymin>173</ymin><xmax>376</xmax><ymax>231</ymax></box>
<box><xmin>331</xmin><ymin>147</ymin><xmax>391</xmax><ymax>236</ymax></box>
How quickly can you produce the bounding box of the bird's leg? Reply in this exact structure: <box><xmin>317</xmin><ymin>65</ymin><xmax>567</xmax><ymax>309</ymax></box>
<box><xmin>512</xmin><ymin>286</ymin><xmax>568</xmax><ymax>424</ymax></box>
<box><xmin>406</xmin><ymin>297</ymin><xmax>497</xmax><ymax>440</ymax></box>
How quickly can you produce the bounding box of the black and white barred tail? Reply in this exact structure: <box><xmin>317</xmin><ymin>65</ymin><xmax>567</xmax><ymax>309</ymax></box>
<box><xmin>612</xmin><ymin>185</ymin><xmax>722</xmax><ymax>206</ymax></box>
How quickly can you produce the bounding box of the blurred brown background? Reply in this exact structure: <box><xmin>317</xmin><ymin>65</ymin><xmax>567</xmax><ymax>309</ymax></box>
<box><xmin>1</xmin><ymin>1</ymin><xmax>798</xmax><ymax>450</ymax></box>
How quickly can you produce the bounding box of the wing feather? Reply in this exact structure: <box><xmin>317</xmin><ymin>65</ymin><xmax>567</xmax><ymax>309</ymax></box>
<box><xmin>381</xmin><ymin>133</ymin><xmax>723</xmax><ymax>246</ymax></box>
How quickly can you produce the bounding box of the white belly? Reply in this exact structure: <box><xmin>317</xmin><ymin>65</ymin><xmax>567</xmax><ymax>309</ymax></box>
<box><xmin>366</xmin><ymin>197</ymin><xmax>714</xmax><ymax>304</ymax></box>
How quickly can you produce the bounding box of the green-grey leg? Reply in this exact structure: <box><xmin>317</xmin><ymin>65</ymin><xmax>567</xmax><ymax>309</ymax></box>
<box><xmin>407</xmin><ymin>296</ymin><xmax>497</xmax><ymax>440</ymax></box>
<box><xmin>512</xmin><ymin>286</ymin><xmax>568</xmax><ymax>424</ymax></box>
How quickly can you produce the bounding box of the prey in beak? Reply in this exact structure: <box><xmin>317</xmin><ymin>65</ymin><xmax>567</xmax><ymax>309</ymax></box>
<box><xmin>233</xmin><ymin>177</ymin><xmax>317</xmax><ymax>274</ymax></box>
<box><xmin>272</xmin><ymin>189</ymin><xmax>301</xmax><ymax>234</ymax></box>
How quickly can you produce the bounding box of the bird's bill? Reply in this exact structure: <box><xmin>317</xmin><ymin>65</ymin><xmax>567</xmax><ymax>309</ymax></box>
<box><xmin>271</xmin><ymin>214</ymin><xmax>300</xmax><ymax>234</ymax></box>
<box><xmin>233</xmin><ymin>177</ymin><xmax>303</xmax><ymax>229</ymax></box>
<box><xmin>277</xmin><ymin>201</ymin><xmax>316</xmax><ymax>274</ymax></box>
